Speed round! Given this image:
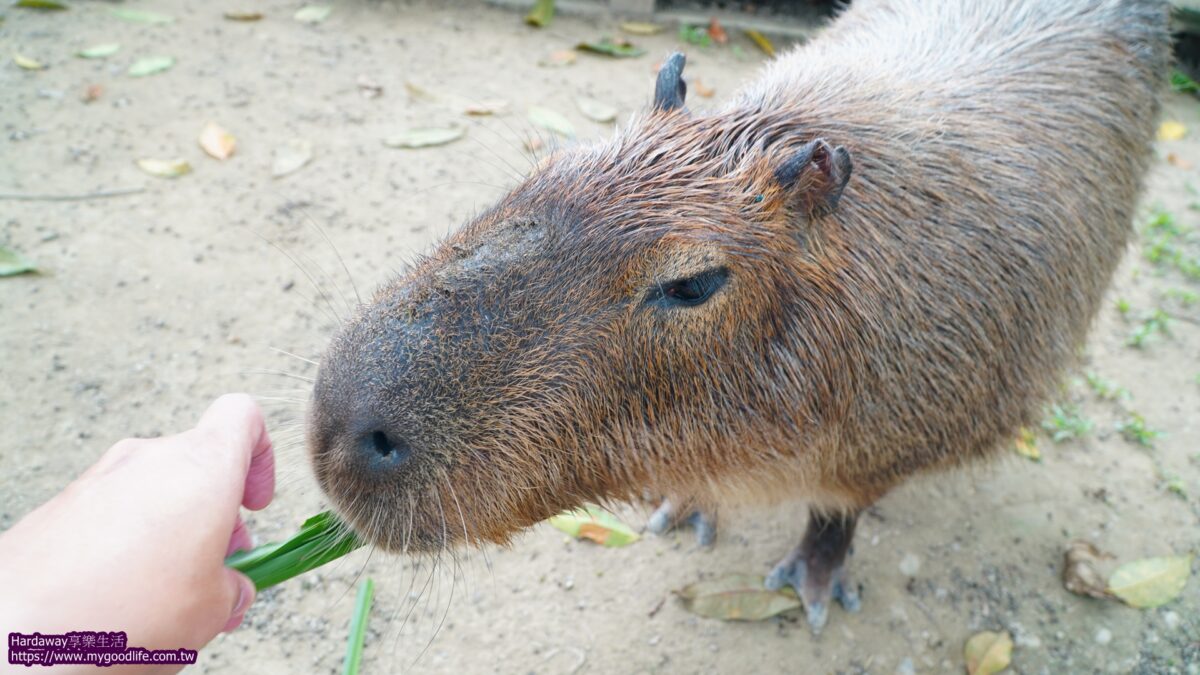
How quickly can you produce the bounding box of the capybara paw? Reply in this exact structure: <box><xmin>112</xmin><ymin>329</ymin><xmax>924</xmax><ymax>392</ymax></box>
<box><xmin>645</xmin><ymin>498</ymin><xmax>717</xmax><ymax>547</ymax></box>
<box><xmin>765</xmin><ymin>552</ymin><xmax>859</xmax><ymax>633</ymax></box>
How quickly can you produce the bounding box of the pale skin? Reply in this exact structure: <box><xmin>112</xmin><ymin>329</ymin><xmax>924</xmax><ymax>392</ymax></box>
<box><xmin>0</xmin><ymin>394</ymin><xmax>275</xmax><ymax>675</ymax></box>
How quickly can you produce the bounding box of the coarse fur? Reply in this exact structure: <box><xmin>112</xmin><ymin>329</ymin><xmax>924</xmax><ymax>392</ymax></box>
<box><xmin>308</xmin><ymin>0</ymin><xmax>1169</xmax><ymax>556</ymax></box>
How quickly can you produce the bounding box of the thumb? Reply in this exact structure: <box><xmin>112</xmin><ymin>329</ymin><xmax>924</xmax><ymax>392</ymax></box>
<box><xmin>220</xmin><ymin>570</ymin><xmax>256</xmax><ymax>634</ymax></box>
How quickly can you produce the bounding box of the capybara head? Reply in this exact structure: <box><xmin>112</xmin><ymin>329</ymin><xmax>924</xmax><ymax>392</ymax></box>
<box><xmin>308</xmin><ymin>54</ymin><xmax>854</xmax><ymax>552</ymax></box>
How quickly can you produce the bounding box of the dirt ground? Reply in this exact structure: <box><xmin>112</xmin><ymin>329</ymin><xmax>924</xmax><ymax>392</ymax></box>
<box><xmin>2</xmin><ymin>1</ymin><xmax>1199</xmax><ymax>673</ymax></box>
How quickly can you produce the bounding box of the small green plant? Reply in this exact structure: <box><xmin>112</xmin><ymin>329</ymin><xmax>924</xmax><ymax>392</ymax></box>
<box><xmin>1171</xmin><ymin>70</ymin><xmax>1200</xmax><ymax>94</ymax></box>
<box><xmin>1163</xmin><ymin>471</ymin><xmax>1188</xmax><ymax>499</ymax></box>
<box><xmin>1041</xmin><ymin>404</ymin><xmax>1093</xmax><ymax>442</ymax></box>
<box><xmin>1115</xmin><ymin>298</ymin><xmax>1132</xmax><ymax>316</ymax></box>
<box><xmin>1163</xmin><ymin>288</ymin><xmax>1199</xmax><ymax>306</ymax></box>
<box><xmin>1116</xmin><ymin>412</ymin><xmax>1161</xmax><ymax>448</ymax></box>
<box><xmin>1084</xmin><ymin>372</ymin><xmax>1129</xmax><ymax>401</ymax></box>
<box><xmin>1143</xmin><ymin>209</ymin><xmax>1185</xmax><ymax>237</ymax></box>
<box><xmin>1127</xmin><ymin>309</ymin><xmax>1170</xmax><ymax>348</ymax></box>
<box><xmin>679</xmin><ymin>24</ymin><xmax>711</xmax><ymax>47</ymax></box>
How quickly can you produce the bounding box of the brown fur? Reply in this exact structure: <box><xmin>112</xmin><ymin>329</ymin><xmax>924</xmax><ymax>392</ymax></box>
<box><xmin>308</xmin><ymin>0</ymin><xmax>1169</xmax><ymax>553</ymax></box>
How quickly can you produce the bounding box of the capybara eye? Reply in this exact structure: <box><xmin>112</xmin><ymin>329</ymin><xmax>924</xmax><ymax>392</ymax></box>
<box><xmin>650</xmin><ymin>267</ymin><xmax>729</xmax><ymax>307</ymax></box>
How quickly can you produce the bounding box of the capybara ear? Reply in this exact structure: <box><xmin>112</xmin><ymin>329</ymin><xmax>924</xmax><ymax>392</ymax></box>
<box><xmin>654</xmin><ymin>52</ymin><xmax>687</xmax><ymax>112</ymax></box>
<box><xmin>774</xmin><ymin>138</ymin><xmax>853</xmax><ymax>217</ymax></box>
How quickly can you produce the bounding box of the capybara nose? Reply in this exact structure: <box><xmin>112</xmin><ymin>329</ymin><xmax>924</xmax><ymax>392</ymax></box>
<box><xmin>358</xmin><ymin>429</ymin><xmax>413</xmax><ymax>468</ymax></box>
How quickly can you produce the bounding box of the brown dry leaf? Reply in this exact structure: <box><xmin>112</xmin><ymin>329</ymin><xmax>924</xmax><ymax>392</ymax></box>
<box><xmin>356</xmin><ymin>74</ymin><xmax>383</xmax><ymax>99</ymax></box>
<box><xmin>1167</xmin><ymin>152</ymin><xmax>1193</xmax><ymax>169</ymax></box>
<box><xmin>619</xmin><ymin>21</ymin><xmax>663</xmax><ymax>36</ymax></box>
<box><xmin>676</xmin><ymin>575</ymin><xmax>800</xmax><ymax>621</ymax></box>
<box><xmin>1158</xmin><ymin>120</ymin><xmax>1187</xmax><ymax>141</ymax></box>
<box><xmin>693</xmin><ymin>79</ymin><xmax>715</xmax><ymax>98</ymax></box>
<box><xmin>223</xmin><ymin>11</ymin><xmax>263</xmax><ymax>21</ymax></box>
<box><xmin>464</xmin><ymin>99</ymin><xmax>509</xmax><ymax>116</ymax></box>
<box><xmin>708</xmin><ymin>17</ymin><xmax>728</xmax><ymax>45</ymax></box>
<box><xmin>81</xmin><ymin>84</ymin><xmax>103</xmax><ymax>103</ymax></box>
<box><xmin>539</xmin><ymin>49</ymin><xmax>577</xmax><ymax>67</ymax></box>
<box><xmin>198</xmin><ymin>122</ymin><xmax>236</xmax><ymax>160</ymax></box>
<box><xmin>964</xmin><ymin>631</ymin><xmax>1013</xmax><ymax>675</ymax></box>
<box><xmin>1062</xmin><ymin>540</ymin><xmax>1114</xmax><ymax>600</ymax></box>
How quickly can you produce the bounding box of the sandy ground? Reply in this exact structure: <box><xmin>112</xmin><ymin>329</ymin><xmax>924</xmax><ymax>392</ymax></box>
<box><xmin>2</xmin><ymin>1</ymin><xmax>1199</xmax><ymax>673</ymax></box>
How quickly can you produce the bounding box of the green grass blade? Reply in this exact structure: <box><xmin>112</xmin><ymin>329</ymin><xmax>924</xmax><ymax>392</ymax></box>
<box><xmin>343</xmin><ymin>578</ymin><xmax>375</xmax><ymax>675</ymax></box>
<box><xmin>226</xmin><ymin>511</ymin><xmax>363</xmax><ymax>591</ymax></box>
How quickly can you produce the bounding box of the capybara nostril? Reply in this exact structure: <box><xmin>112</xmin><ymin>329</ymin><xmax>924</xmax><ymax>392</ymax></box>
<box><xmin>360</xmin><ymin>430</ymin><xmax>411</xmax><ymax>465</ymax></box>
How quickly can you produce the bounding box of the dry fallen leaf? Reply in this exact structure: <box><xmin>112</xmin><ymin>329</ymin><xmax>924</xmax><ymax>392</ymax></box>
<box><xmin>524</xmin><ymin>0</ymin><xmax>554</xmax><ymax>28</ymax></box>
<box><xmin>356</xmin><ymin>74</ymin><xmax>383</xmax><ymax>99</ymax></box>
<box><xmin>548</xmin><ymin>506</ymin><xmax>639</xmax><ymax>547</ymax></box>
<box><xmin>1062</xmin><ymin>540</ymin><xmax>1114</xmax><ymax>600</ymax></box>
<box><xmin>1158</xmin><ymin>120</ymin><xmax>1187</xmax><ymax>142</ymax></box>
<box><xmin>81</xmin><ymin>84</ymin><xmax>103</xmax><ymax>103</ymax></box>
<box><xmin>676</xmin><ymin>575</ymin><xmax>800</xmax><ymax>621</ymax></box>
<box><xmin>272</xmin><ymin>139</ymin><xmax>313</xmax><ymax>178</ymax></box>
<box><xmin>1014</xmin><ymin>426</ymin><xmax>1040</xmax><ymax>461</ymax></box>
<box><xmin>693</xmin><ymin>79</ymin><xmax>715</xmax><ymax>98</ymax></box>
<box><xmin>13</xmin><ymin>53</ymin><xmax>45</xmax><ymax>70</ymax></box>
<box><xmin>619</xmin><ymin>21</ymin><xmax>663</xmax><ymax>36</ymax></box>
<box><xmin>136</xmin><ymin>158</ymin><xmax>192</xmax><ymax>179</ymax></box>
<box><xmin>0</xmin><ymin>247</ymin><xmax>38</xmax><ymax>277</ymax></box>
<box><xmin>383</xmin><ymin>127</ymin><xmax>465</xmax><ymax>149</ymax></box>
<box><xmin>77</xmin><ymin>43</ymin><xmax>121</xmax><ymax>59</ymax></box>
<box><xmin>575</xmin><ymin>96</ymin><xmax>617</xmax><ymax>123</ymax></box>
<box><xmin>223</xmin><ymin>11</ymin><xmax>263</xmax><ymax>21</ymax></box>
<box><xmin>109</xmin><ymin>8</ymin><xmax>173</xmax><ymax>24</ymax></box>
<box><xmin>708</xmin><ymin>17</ymin><xmax>728</xmax><ymax>45</ymax></box>
<box><xmin>745</xmin><ymin>29</ymin><xmax>776</xmax><ymax>57</ymax></box>
<box><xmin>294</xmin><ymin>5</ymin><xmax>332</xmax><ymax>24</ymax></box>
<box><xmin>577</xmin><ymin>37</ymin><xmax>645</xmax><ymax>58</ymax></box>
<box><xmin>464</xmin><ymin>99</ymin><xmax>509</xmax><ymax>116</ymax></box>
<box><xmin>523</xmin><ymin>136</ymin><xmax>544</xmax><ymax>153</ymax></box>
<box><xmin>198</xmin><ymin>122</ymin><xmax>236</xmax><ymax>160</ymax></box>
<box><xmin>1108</xmin><ymin>555</ymin><xmax>1192</xmax><ymax>608</ymax></box>
<box><xmin>964</xmin><ymin>631</ymin><xmax>1013</xmax><ymax>675</ymax></box>
<box><xmin>539</xmin><ymin>49</ymin><xmax>577</xmax><ymax>67</ymax></box>
<box><xmin>15</xmin><ymin>0</ymin><xmax>68</xmax><ymax>10</ymax></box>
<box><xmin>1167</xmin><ymin>152</ymin><xmax>1193</xmax><ymax>169</ymax></box>
<box><xmin>404</xmin><ymin>81</ymin><xmax>436</xmax><ymax>101</ymax></box>
<box><xmin>128</xmin><ymin>56</ymin><xmax>175</xmax><ymax>77</ymax></box>
<box><xmin>528</xmin><ymin>106</ymin><xmax>575</xmax><ymax>137</ymax></box>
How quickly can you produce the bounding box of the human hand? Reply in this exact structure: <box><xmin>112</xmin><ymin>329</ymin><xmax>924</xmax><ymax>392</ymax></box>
<box><xmin>0</xmin><ymin>394</ymin><xmax>275</xmax><ymax>674</ymax></box>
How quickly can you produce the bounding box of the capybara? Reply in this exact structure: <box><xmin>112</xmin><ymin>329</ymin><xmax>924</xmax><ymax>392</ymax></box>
<box><xmin>308</xmin><ymin>0</ymin><xmax>1170</xmax><ymax>631</ymax></box>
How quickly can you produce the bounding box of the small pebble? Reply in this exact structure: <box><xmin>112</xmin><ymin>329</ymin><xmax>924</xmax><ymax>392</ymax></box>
<box><xmin>1163</xmin><ymin>611</ymin><xmax>1180</xmax><ymax>630</ymax></box>
<box><xmin>895</xmin><ymin>656</ymin><xmax>916</xmax><ymax>675</ymax></box>
<box><xmin>899</xmin><ymin>552</ymin><xmax>921</xmax><ymax>576</ymax></box>
<box><xmin>1094</xmin><ymin>627</ymin><xmax>1112</xmax><ymax>645</ymax></box>
<box><xmin>1015</xmin><ymin>633</ymin><xmax>1042</xmax><ymax>649</ymax></box>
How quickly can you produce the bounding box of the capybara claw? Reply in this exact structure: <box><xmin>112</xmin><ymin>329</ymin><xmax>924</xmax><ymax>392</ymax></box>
<box><xmin>645</xmin><ymin>499</ymin><xmax>717</xmax><ymax>548</ymax></box>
